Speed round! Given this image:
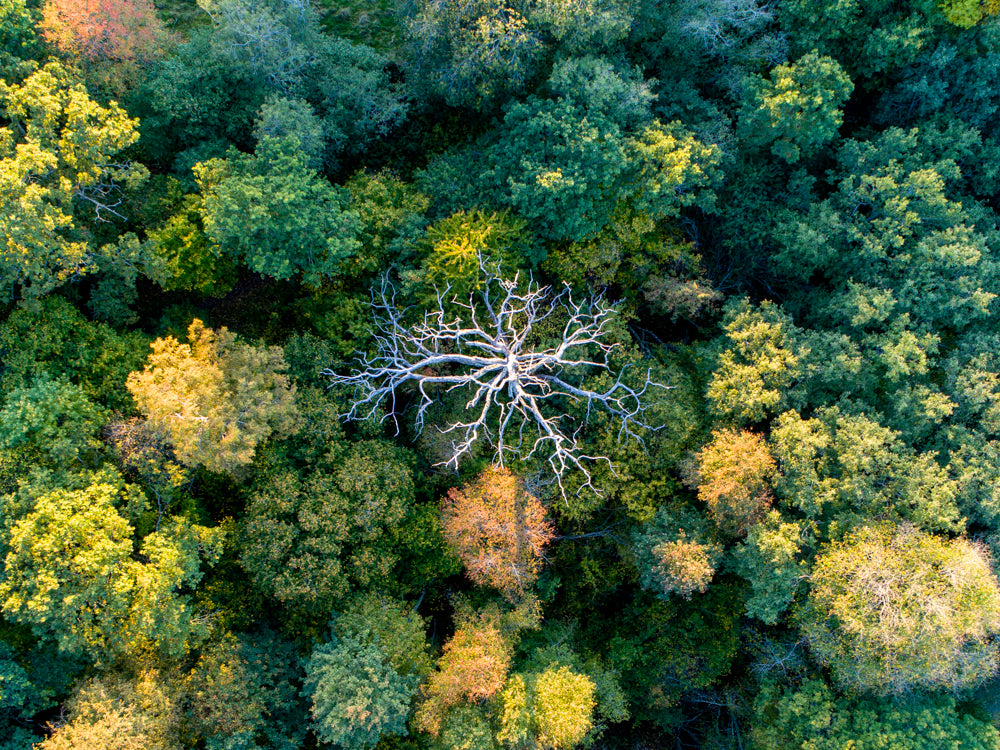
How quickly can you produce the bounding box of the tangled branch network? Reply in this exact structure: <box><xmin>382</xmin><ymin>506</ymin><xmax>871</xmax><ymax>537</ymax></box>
<box><xmin>324</xmin><ymin>259</ymin><xmax>669</xmax><ymax>495</ymax></box>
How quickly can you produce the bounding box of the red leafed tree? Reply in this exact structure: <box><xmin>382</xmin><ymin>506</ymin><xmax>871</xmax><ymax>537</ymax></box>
<box><xmin>41</xmin><ymin>0</ymin><xmax>172</xmax><ymax>71</ymax></box>
<box><xmin>440</xmin><ymin>466</ymin><xmax>555</xmax><ymax>600</ymax></box>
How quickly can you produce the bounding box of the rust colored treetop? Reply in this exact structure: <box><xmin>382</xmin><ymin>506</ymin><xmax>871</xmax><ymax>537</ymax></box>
<box><xmin>441</xmin><ymin>466</ymin><xmax>555</xmax><ymax>600</ymax></box>
<box><xmin>41</xmin><ymin>0</ymin><xmax>171</xmax><ymax>64</ymax></box>
<box><xmin>325</xmin><ymin>255</ymin><xmax>667</xmax><ymax>493</ymax></box>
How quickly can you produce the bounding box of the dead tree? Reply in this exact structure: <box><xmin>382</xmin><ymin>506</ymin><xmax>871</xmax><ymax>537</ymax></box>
<box><xmin>324</xmin><ymin>257</ymin><xmax>669</xmax><ymax>495</ymax></box>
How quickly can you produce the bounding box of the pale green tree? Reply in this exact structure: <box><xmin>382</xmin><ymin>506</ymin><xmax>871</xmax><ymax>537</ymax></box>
<box><xmin>303</xmin><ymin>635</ymin><xmax>417</xmax><ymax>749</ymax></box>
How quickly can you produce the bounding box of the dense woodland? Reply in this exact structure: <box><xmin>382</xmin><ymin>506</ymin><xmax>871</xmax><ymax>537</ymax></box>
<box><xmin>6</xmin><ymin>0</ymin><xmax>1000</xmax><ymax>747</ymax></box>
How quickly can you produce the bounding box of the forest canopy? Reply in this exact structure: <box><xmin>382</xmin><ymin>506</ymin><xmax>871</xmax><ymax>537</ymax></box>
<box><xmin>3</xmin><ymin>0</ymin><xmax>1000</xmax><ymax>748</ymax></box>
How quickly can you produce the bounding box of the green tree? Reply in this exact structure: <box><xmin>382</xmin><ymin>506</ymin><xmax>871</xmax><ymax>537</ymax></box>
<box><xmin>183</xmin><ymin>629</ymin><xmax>307</xmax><ymax>750</ymax></box>
<box><xmin>770</xmin><ymin>407</ymin><xmax>963</xmax><ymax>533</ymax></box>
<box><xmin>252</xmin><ymin>95</ymin><xmax>325</xmax><ymax>168</ymax></box>
<box><xmin>239</xmin><ymin>440</ymin><xmax>415</xmax><ymax>607</ymax></box>
<box><xmin>404</xmin><ymin>0</ymin><xmax>543</xmax><ymax>110</ymax></box>
<box><xmin>0</xmin><ymin>62</ymin><xmax>145</xmax><ymax>302</ymax></box>
<box><xmin>801</xmin><ymin>525</ymin><xmax>1000</xmax><ymax>695</ymax></box>
<box><xmin>482</xmin><ymin>98</ymin><xmax>720</xmax><ymax>241</ymax></box>
<box><xmin>126</xmin><ymin>319</ymin><xmax>298</xmax><ymax>476</ymax></box>
<box><xmin>778</xmin><ymin>0</ymin><xmax>944</xmax><ymax>78</ymax></box>
<box><xmin>333</xmin><ymin>592</ymin><xmax>433</xmax><ymax>678</ymax></box>
<box><xmin>752</xmin><ymin>678</ymin><xmax>1000</xmax><ymax>749</ymax></box>
<box><xmin>0</xmin><ymin>473</ymin><xmax>223</xmax><ymax>662</ymax></box>
<box><xmin>303</xmin><ymin>634</ymin><xmax>417</xmax><ymax>749</ymax></box>
<box><xmin>0</xmin><ymin>296</ymin><xmax>149</xmax><ymax>410</ymax></box>
<box><xmin>0</xmin><ymin>379</ymin><xmax>106</xmax><ymax>469</ymax></box>
<box><xmin>774</xmin><ymin>130</ymin><xmax>996</xmax><ymax>335</ymax></box>
<box><xmin>737</xmin><ymin>51</ymin><xmax>853</xmax><ymax>163</ymax></box>
<box><xmin>195</xmin><ymin>137</ymin><xmax>360</xmax><ymax>285</ymax></box>
<box><xmin>145</xmin><ymin>194</ymin><xmax>237</xmax><ymax>297</ymax></box>
<box><xmin>729</xmin><ymin>510</ymin><xmax>809</xmax><ymax>624</ymax></box>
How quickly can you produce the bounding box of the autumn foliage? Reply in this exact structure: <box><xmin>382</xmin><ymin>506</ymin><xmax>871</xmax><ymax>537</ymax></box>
<box><xmin>649</xmin><ymin>538</ymin><xmax>719</xmax><ymax>599</ymax></box>
<box><xmin>440</xmin><ymin>466</ymin><xmax>555</xmax><ymax>600</ymax></box>
<box><xmin>697</xmin><ymin>429</ymin><xmax>776</xmax><ymax>536</ymax></box>
<box><xmin>41</xmin><ymin>0</ymin><xmax>173</xmax><ymax>92</ymax></box>
<box><xmin>413</xmin><ymin>621</ymin><xmax>512</xmax><ymax>735</ymax></box>
<box><xmin>126</xmin><ymin>319</ymin><xmax>298</xmax><ymax>476</ymax></box>
<box><xmin>41</xmin><ymin>0</ymin><xmax>170</xmax><ymax>62</ymax></box>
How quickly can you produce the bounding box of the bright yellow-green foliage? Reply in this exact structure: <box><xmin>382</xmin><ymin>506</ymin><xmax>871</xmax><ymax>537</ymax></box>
<box><xmin>127</xmin><ymin>320</ymin><xmax>298</xmax><ymax>476</ymax></box>
<box><xmin>0</xmin><ymin>475</ymin><xmax>223</xmax><ymax>662</ymax></box>
<box><xmin>626</xmin><ymin>120</ymin><xmax>723</xmax><ymax>219</ymax></box>
<box><xmin>146</xmin><ymin>194</ymin><xmax>236</xmax><ymax>296</ymax></box>
<box><xmin>533</xmin><ymin>667</ymin><xmax>596</xmax><ymax>750</ymax></box>
<box><xmin>940</xmin><ymin>0</ymin><xmax>1000</xmax><ymax>27</ymax></box>
<box><xmin>422</xmin><ymin>210</ymin><xmax>527</xmax><ymax>293</ymax></box>
<box><xmin>801</xmin><ymin>525</ymin><xmax>1000</xmax><ymax>695</ymax></box>
<box><xmin>706</xmin><ymin>300</ymin><xmax>799</xmax><ymax>424</ymax></box>
<box><xmin>497</xmin><ymin>666</ymin><xmax>596</xmax><ymax>750</ymax></box>
<box><xmin>0</xmin><ymin>62</ymin><xmax>143</xmax><ymax>302</ymax></box>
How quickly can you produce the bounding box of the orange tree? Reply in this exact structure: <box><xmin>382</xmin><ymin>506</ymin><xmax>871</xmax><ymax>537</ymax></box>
<box><xmin>440</xmin><ymin>466</ymin><xmax>555</xmax><ymax>600</ymax></box>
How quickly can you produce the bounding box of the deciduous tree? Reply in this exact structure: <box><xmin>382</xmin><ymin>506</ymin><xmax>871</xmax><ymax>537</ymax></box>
<box><xmin>752</xmin><ymin>678</ymin><xmax>1000</xmax><ymax>750</ymax></box>
<box><xmin>0</xmin><ymin>473</ymin><xmax>223</xmax><ymax>662</ymax></box>
<box><xmin>0</xmin><ymin>62</ymin><xmax>145</xmax><ymax>302</ymax></box>
<box><xmin>40</xmin><ymin>0</ymin><xmax>173</xmax><ymax>91</ymax></box>
<box><xmin>303</xmin><ymin>635</ymin><xmax>417</xmax><ymax>749</ymax></box>
<box><xmin>414</xmin><ymin>621</ymin><xmax>512</xmax><ymax>735</ymax></box>
<box><xmin>696</xmin><ymin>428</ymin><xmax>775</xmax><ymax>536</ymax></box>
<box><xmin>800</xmin><ymin>525</ymin><xmax>1000</xmax><ymax>695</ymax></box>
<box><xmin>497</xmin><ymin>667</ymin><xmax>596</xmax><ymax>750</ymax></box>
<box><xmin>632</xmin><ymin>504</ymin><xmax>722</xmax><ymax>599</ymax></box>
<box><xmin>239</xmin><ymin>440</ymin><xmax>415</xmax><ymax>607</ymax></box>
<box><xmin>126</xmin><ymin>319</ymin><xmax>298</xmax><ymax>476</ymax></box>
<box><xmin>196</xmin><ymin>136</ymin><xmax>360</xmax><ymax>285</ymax></box>
<box><xmin>737</xmin><ymin>51</ymin><xmax>853</xmax><ymax>163</ymax></box>
<box><xmin>441</xmin><ymin>466</ymin><xmax>555</xmax><ymax>600</ymax></box>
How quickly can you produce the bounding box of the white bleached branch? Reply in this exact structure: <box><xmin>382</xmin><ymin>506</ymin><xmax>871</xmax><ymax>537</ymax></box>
<box><xmin>324</xmin><ymin>257</ymin><xmax>670</xmax><ymax>497</ymax></box>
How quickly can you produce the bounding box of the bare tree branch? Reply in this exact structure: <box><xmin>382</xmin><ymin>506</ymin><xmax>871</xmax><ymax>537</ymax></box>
<box><xmin>324</xmin><ymin>256</ymin><xmax>671</xmax><ymax>498</ymax></box>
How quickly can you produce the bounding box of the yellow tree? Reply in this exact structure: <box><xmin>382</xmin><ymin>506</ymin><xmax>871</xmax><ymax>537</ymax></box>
<box><xmin>497</xmin><ymin>666</ymin><xmax>596</xmax><ymax>750</ymax></box>
<box><xmin>0</xmin><ymin>62</ymin><xmax>144</xmax><ymax>302</ymax></box>
<box><xmin>127</xmin><ymin>320</ymin><xmax>298</xmax><ymax>476</ymax></box>
<box><xmin>440</xmin><ymin>467</ymin><xmax>555</xmax><ymax>600</ymax></box>
<box><xmin>38</xmin><ymin>670</ymin><xmax>183</xmax><ymax>750</ymax></box>
<box><xmin>801</xmin><ymin>525</ymin><xmax>1000</xmax><ymax>695</ymax></box>
<box><xmin>697</xmin><ymin>429</ymin><xmax>776</xmax><ymax>536</ymax></box>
